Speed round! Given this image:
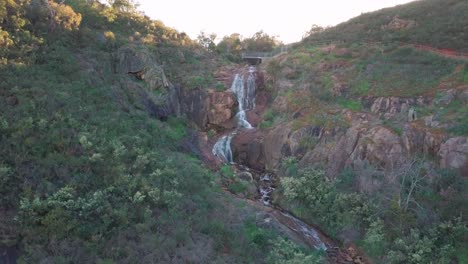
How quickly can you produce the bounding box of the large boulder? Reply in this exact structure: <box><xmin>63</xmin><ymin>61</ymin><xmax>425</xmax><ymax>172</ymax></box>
<box><xmin>349</xmin><ymin>126</ymin><xmax>405</xmax><ymax>169</ymax></box>
<box><xmin>207</xmin><ymin>90</ymin><xmax>237</xmax><ymax>128</ymax></box>
<box><xmin>231</xmin><ymin>129</ymin><xmax>265</xmax><ymax>171</ymax></box>
<box><xmin>182</xmin><ymin>89</ymin><xmax>237</xmax><ymax>131</ymax></box>
<box><xmin>264</xmin><ymin>123</ymin><xmax>292</xmax><ymax>171</ymax></box>
<box><xmin>438</xmin><ymin>137</ymin><xmax>468</xmax><ymax>169</ymax></box>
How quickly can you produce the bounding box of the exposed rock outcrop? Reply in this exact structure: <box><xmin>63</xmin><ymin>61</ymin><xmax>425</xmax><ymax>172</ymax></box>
<box><xmin>264</xmin><ymin>123</ymin><xmax>292</xmax><ymax>171</ymax></box>
<box><xmin>231</xmin><ymin>129</ymin><xmax>265</xmax><ymax>171</ymax></box>
<box><xmin>383</xmin><ymin>16</ymin><xmax>416</xmax><ymax>30</ymax></box>
<box><xmin>114</xmin><ymin>45</ymin><xmax>180</xmax><ymax>120</ymax></box>
<box><xmin>207</xmin><ymin>90</ymin><xmax>237</xmax><ymax>128</ymax></box>
<box><xmin>182</xmin><ymin>88</ymin><xmax>237</xmax><ymax>131</ymax></box>
<box><xmin>438</xmin><ymin>137</ymin><xmax>468</xmax><ymax>170</ymax></box>
<box><xmin>365</xmin><ymin>96</ymin><xmax>431</xmax><ymax>120</ymax></box>
<box><xmin>349</xmin><ymin>126</ymin><xmax>405</xmax><ymax>168</ymax></box>
<box><xmin>403</xmin><ymin>123</ymin><xmax>446</xmax><ymax>156</ymax></box>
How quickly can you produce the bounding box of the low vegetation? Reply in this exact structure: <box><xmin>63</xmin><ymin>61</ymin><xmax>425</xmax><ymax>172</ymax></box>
<box><xmin>277</xmin><ymin>158</ymin><xmax>467</xmax><ymax>263</ymax></box>
<box><xmin>305</xmin><ymin>0</ymin><xmax>468</xmax><ymax>52</ymax></box>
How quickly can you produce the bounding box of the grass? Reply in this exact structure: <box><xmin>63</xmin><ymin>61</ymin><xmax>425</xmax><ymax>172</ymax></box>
<box><xmin>337</xmin><ymin>98</ymin><xmax>362</xmax><ymax>111</ymax></box>
<box><xmin>305</xmin><ymin>0</ymin><xmax>468</xmax><ymax>52</ymax></box>
<box><xmin>228</xmin><ymin>181</ymin><xmax>248</xmax><ymax>194</ymax></box>
<box><xmin>350</xmin><ymin>46</ymin><xmax>459</xmax><ymax>97</ymax></box>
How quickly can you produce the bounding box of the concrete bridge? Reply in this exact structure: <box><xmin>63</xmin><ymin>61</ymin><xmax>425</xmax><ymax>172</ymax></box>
<box><xmin>242</xmin><ymin>46</ymin><xmax>289</xmax><ymax>64</ymax></box>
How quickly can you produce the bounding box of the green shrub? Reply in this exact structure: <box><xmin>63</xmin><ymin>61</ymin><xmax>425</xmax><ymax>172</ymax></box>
<box><xmin>281</xmin><ymin>168</ymin><xmax>371</xmax><ymax>235</ymax></box>
<box><xmin>243</xmin><ymin>219</ymin><xmax>274</xmax><ymax>250</ymax></box>
<box><xmin>215</xmin><ymin>82</ymin><xmax>225</xmax><ymax>91</ymax></box>
<box><xmin>362</xmin><ymin>220</ymin><xmax>387</xmax><ymax>258</ymax></box>
<box><xmin>267</xmin><ymin>237</ymin><xmax>323</xmax><ymax>264</ymax></box>
<box><xmin>228</xmin><ymin>181</ymin><xmax>247</xmax><ymax>194</ymax></box>
<box><xmin>220</xmin><ymin>164</ymin><xmax>234</xmax><ymax>178</ymax></box>
<box><xmin>338</xmin><ymin>98</ymin><xmax>362</xmax><ymax>111</ymax></box>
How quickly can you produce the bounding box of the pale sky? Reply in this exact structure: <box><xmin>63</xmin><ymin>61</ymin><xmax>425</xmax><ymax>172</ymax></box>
<box><xmin>138</xmin><ymin>0</ymin><xmax>416</xmax><ymax>44</ymax></box>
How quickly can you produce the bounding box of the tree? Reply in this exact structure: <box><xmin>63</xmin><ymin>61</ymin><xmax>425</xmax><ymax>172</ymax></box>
<box><xmin>303</xmin><ymin>24</ymin><xmax>325</xmax><ymax>39</ymax></box>
<box><xmin>108</xmin><ymin>0</ymin><xmax>137</xmax><ymax>13</ymax></box>
<box><xmin>197</xmin><ymin>31</ymin><xmax>216</xmax><ymax>52</ymax></box>
<box><xmin>242</xmin><ymin>30</ymin><xmax>280</xmax><ymax>52</ymax></box>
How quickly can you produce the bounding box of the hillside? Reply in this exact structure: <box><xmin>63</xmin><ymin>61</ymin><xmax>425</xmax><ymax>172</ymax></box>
<box><xmin>305</xmin><ymin>0</ymin><xmax>468</xmax><ymax>52</ymax></box>
<box><xmin>1</xmin><ymin>0</ymin><xmax>467</xmax><ymax>264</ymax></box>
<box><xmin>235</xmin><ymin>0</ymin><xmax>468</xmax><ymax>263</ymax></box>
<box><xmin>0</xmin><ymin>1</ymin><xmax>320</xmax><ymax>263</ymax></box>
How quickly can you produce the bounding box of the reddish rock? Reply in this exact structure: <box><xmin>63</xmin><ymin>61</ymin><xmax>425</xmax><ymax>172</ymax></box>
<box><xmin>264</xmin><ymin>123</ymin><xmax>292</xmax><ymax>171</ymax></box>
<box><xmin>207</xmin><ymin>90</ymin><xmax>237</xmax><ymax>128</ymax></box>
<box><xmin>247</xmin><ymin>91</ymin><xmax>269</xmax><ymax>127</ymax></box>
<box><xmin>231</xmin><ymin>129</ymin><xmax>265</xmax><ymax>171</ymax></box>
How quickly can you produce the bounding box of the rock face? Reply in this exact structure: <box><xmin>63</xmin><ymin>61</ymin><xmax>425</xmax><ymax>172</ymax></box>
<box><xmin>114</xmin><ymin>45</ymin><xmax>179</xmax><ymax>120</ymax></box>
<box><xmin>326</xmin><ymin>127</ymin><xmax>363</xmax><ymax>177</ymax></box>
<box><xmin>264</xmin><ymin>123</ymin><xmax>292</xmax><ymax>171</ymax></box>
<box><xmin>365</xmin><ymin>96</ymin><xmax>431</xmax><ymax>120</ymax></box>
<box><xmin>350</xmin><ymin>126</ymin><xmax>404</xmax><ymax>168</ymax></box>
<box><xmin>182</xmin><ymin>88</ymin><xmax>237</xmax><ymax>131</ymax></box>
<box><xmin>207</xmin><ymin>90</ymin><xmax>237</xmax><ymax>128</ymax></box>
<box><xmin>438</xmin><ymin>137</ymin><xmax>468</xmax><ymax>169</ymax></box>
<box><xmin>403</xmin><ymin>123</ymin><xmax>446</xmax><ymax>156</ymax></box>
<box><xmin>182</xmin><ymin>88</ymin><xmax>209</xmax><ymax>128</ymax></box>
<box><xmin>231</xmin><ymin>129</ymin><xmax>265</xmax><ymax>171</ymax></box>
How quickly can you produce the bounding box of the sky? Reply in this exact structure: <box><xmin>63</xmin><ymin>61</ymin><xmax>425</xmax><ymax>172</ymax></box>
<box><xmin>137</xmin><ymin>0</ymin><xmax>416</xmax><ymax>44</ymax></box>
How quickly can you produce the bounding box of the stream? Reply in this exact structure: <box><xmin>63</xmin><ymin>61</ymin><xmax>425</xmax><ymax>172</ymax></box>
<box><xmin>212</xmin><ymin>66</ymin><xmax>336</xmax><ymax>253</ymax></box>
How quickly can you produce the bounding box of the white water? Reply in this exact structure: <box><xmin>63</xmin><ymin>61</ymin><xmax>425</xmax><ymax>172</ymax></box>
<box><xmin>213</xmin><ymin>69</ymin><xmax>256</xmax><ymax>162</ymax></box>
<box><xmin>259</xmin><ymin>173</ymin><xmax>275</xmax><ymax>205</ymax></box>
<box><xmin>212</xmin><ymin>134</ymin><xmax>233</xmax><ymax>163</ymax></box>
<box><xmin>281</xmin><ymin>212</ymin><xmax>328</xmax><ymax>251</ymax></box>
<box><xmin>230</xmin><ymin>72</ymin><xmax>256</xmax><ymax>129</ymax></box>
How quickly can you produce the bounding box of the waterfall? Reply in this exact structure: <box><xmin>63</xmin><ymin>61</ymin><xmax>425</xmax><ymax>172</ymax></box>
<box><xmin>230</xmin><ymin>72</ymin><xmax>255</xmax><ymax>129</ymax></box>
<box><xmin>259</xmin><ymin>173</ymin><xmax>275</xmax><ymax>205</ymax></box>
<box><xmin>213</xmin><ymin>69</ymin><xmax>256</xmax><ymax>163</ymax></box>
<box><xmin>211</xmin><ymin>68</ymin><xmax>330</xmax><ymax>253</ymax></box>
<box><xmin>212</xmin><ymin>135</ymin><xmax>233</xmax><ymax>163</ymax></box>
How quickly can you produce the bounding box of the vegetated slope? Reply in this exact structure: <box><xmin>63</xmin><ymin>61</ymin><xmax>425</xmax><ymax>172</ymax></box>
<box><xmin>1</xmin><ymin>1</ymin><xmax>318</xmax><ymax>263</ymax></box>
<box><xmin>253</xmin><ymin>1</ymin><xmax>468</xmax><ymax>263</ymax></box>
<box><xmin>305</xmin><ymin>0</ymin><xmax>468</xmax><ymax>52</ymax></box>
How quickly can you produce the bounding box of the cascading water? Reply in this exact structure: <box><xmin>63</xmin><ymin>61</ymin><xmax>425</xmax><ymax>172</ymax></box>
<box><xmin>229</xmin><ymin>70</ymin><xmax>256</xmax><ymax>129</ymax></box>
<box><xmin>211</xmin><ymin>67</ymin><xmax>330</xmax><ymax>253</ymax></box>
<box><xmin>279</xmin><ymin>212</ymin><xmax>328</xmax><ymax>251</ymax></box>
<box><xmin>212</xmin><ymin>134</ymin><xmax>234</xmax><ymax>163</ymax></box>
<box><xmin>212</xmin><ymin>69</ymin><xmax>256</xmax><ymax>161</ymax></box>
<box><xmin>259</xmin><ymin>173</ymin><xmax>275</xmax><ymax>205</ymax></box>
